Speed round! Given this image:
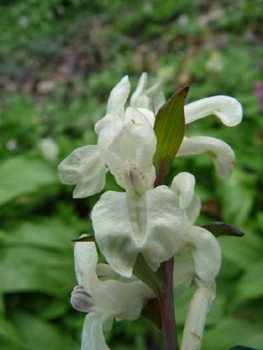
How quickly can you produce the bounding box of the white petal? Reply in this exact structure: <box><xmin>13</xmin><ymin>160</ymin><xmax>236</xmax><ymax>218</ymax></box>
<box><xmin>173</xmin><ymin>248</ymin><xmax>195</xmax><ymax>296</ymax></box>
<box><xmin>146</xmin><ymin>82</ymin><xmax>166</xmax><ymax>113</ymax></box>
<box><xmin>135</xmin><ymin>107</ymin><xmax>155</xmax><ymax>127</ymax></box>
<box><xmin>73</xmin><ymin>165</ymin><xmax>106</xmax><ymax>198</ymax></box>
<box><xmin>184</xmin><ymin>194</ymin><xmax>201</xmax><ymax>226</ymax></box>
<box><xmin>130</xmin><ymin>72</ymin><xmax>148</xmax><ymax>109</ymax></box>
<box><xmin>184</xmin><ymin>95</ymin><xmax>243</xmax><ymax>126</ymax></box>
<box><xmin>74</xmin><ymin>240</ymin><xmax>99</xmax><ymax>291</ymax></box>
<box><xmin>176</xmin><ymin>136</ymin><xmax>236</xmax><ymax>180</ymax></box>
<box><xmin>130</xmin><ymin>73</ymin><xmax>165</xmax><ymax>114</ymax></box>
<box><xmin>171</xmin><ymin>172</ymin><xmax>196</xmax><ymax>209</ymax></box>
<box><xmin>81</xmin><ymin>313</ymin><xmax>110</xmax><ymax>350</ymax></box>
<box><xmin>185</xmin><ymin>226</ymin><xmax>221</xmax><ymax>281</ymax></box>
<box><xmin>58</xmin><ymin>145</ymin><xmax>105</xmax><ymax>185</ymax></box>
<box><xmin>107</xmin><ymin>76</ymin><xmax>130</xmax><ymax>118</ymax></box>
<box><xmin>92</xmin><ymin>186</ymin><xmax>184</xmax><ymax>277</ymax></box>
<box><xmin>98</xmin><ymin>108</ymin><xmax>156</xmax><ymax>188</ymax></box>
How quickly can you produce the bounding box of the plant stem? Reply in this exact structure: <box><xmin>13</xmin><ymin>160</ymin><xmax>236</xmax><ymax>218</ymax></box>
<box><xmin>157</xmin><ymin>257</ymin><xmax>179</xmax><ymax>350</ymax></box>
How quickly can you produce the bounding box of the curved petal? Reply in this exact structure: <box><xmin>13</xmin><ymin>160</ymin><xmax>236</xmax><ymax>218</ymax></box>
<box><xmin>135</xmin><ymin>107</ymin><xmax>155</xmax><ymax>127</ymax></box>
<box><xmin>173</xmin><ymin>248</ymin><xmax>196</xmax><ymax>297</ymax></box>
<box><xmin>92</xmin><ymin>186</ymin><xmax>184</xmax><ymax>277</ymax></box>
<box><xmin>106</xmin><ymin>76</ymin><xmax>130</xmax><ymax>118</ymax></box>
<box><xmin>130</xmin><ymin>72</ymin><xmax>149</xmax><ymax>109</ymax></box>
<box><xmin>184</xmin><ymin>96</ymin><xmax>243</xmax><ymax>126</ymax></box>
<box><xmin>73</xmin><ymin>165</ymin><xmax>106</xmax><ymax>198</ymax></box>
<box><xmin>74</xmin><ymin>240</ymin><xmax>99</xmax><ymax>291</ymax></box>
<box><xmin>58</xmin><ymin>145</ymin><xmax>105</xmax><ymax>185</ymax></box>
<box><xmin>171</xmin><ymin>172</ymin><xmax>196</xmax><ymax>209</ymax></box>
<box><xmin>81</xmin><ymin>313</ymin><xmax>110</xmax><ymax>350</ymax></box>
<box><xmin>146</xmin><ymin>82</ymin><xmax>165</xmax><ymax>113</ymax></box>
<box><xmin>185</xmin><ymin>226</ymin><xmax>221</xmax><ymax>281</ymax></box>
<box><xmin>176</xmin><ymin>136</ymin><xmax>236</xmax><ymax>180</ymax></box>
<box><xmin>183</xmin><ymin>194</ymin><xmax>201</xmax><ymax>226</ymax></box>
<box><xmin>131</xmin><ymin>73</ymin><xmax>165</xmax><ymax>114</ymax></box>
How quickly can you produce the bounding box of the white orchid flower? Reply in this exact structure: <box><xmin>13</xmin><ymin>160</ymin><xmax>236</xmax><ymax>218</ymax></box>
<box><xmin>171</xmin><ymin>172</ymin><xmax>221</xmax><ymax>298</ymax></box>
<box><xmin>177</xmin><ymin>95</ymin><xmax>243</xmax><ymax>180</ymax></box>
<box><xmin>92</xmin><ymin>185</ymin><xmax>185</xmax><ymax>278</ymax></box>
<box><xmin>71</xmin><ymin>239</ymin><xmax>154</xmax><ymax>350</ymax></box>
<box><xmin>97</xmin><ymin>106</ymin><xmax>157</xmax><ymax>192</ymax></box>
<box><xmin>58</xmin><ymin>74</ymin><xmax>159</xmax><ymax>198</ymax></box>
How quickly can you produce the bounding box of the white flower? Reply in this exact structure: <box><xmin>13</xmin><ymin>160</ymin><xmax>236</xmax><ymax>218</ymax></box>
<box><xmin>97</xmin><ymin>106</ymin><xmax>157</xmax><ymax>192</ymax></box>
<box><xmin>177</xmin><ymin>96</ymin><xmax>243</xmax><ymax>180</ymax></box>
<box><xmin>71</xmin><ymin>239</ymin><xmax>153</xmax><ymax>350</ymax></box>
<box><xmin>92</xmin><ymin>185</ymin><xmax>185</xmax><ymax>278</ymax></box>
<box><xmin>58</xmin><ymin>74</ymin><xmax>159</xmax><ymax>198</ymax></box>
<box><xmin>171</xmin><ymin>172</ymin><xmax>221</xmax><ymax>298</ymax></box>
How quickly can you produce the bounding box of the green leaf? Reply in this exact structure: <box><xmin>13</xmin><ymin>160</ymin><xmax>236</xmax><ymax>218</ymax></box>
<box><xmin>202</xmin><ymin>222</ymin><xmax>244</xmax><ymax>238</ymax></box>
<box><xmin>202</xmin><ymin>317</ymin><xmax>263</xmax><ymax>350</ymax></box>
<box><xmin>236</xmin><ymin>260</ymin><xmax>263</xmax><ymax>300</ymax></box>
<box><xmin>133</xmin><ymin>253</ymin><xmax>166</xmax><ymax>295</ymax></box>
<box><xmin>71</xmin><ymin>235</ymin><xmax>95</xmax><ymax>242</ymax></box>
<box><xmin>0</xmin><ymin>245</ymin><xmax>75</xmax><ymax>296</ymax></box>
<box><xmin>218</xmin><ymin>230</ymin><xmax>263</xmax><ymax>270</ymax></box>
<box><xmin>9</xmin><ymin>311</ymin><xmax>74</xmax><ymax>350</ymax></box>
<box><xmin>141</xmin><ymin>298</ymin><xmax>162</xmax><ymax>330</ymax></box>
<box><xmin>228</xmin><ymin>346</ymin><xmax>262</xmax><ymax>350</ymax></box>
<box><xmin>153</xmin><ymin>87</ymin><xmax>188</xmax><ymax>185</ymax></box>
<box><xmin>0</xmin><ymin>156</ymin><xmax>58</xmax><ymax>206</ymax></box>
<box><xmin>0</xmin><ymin>315</ymin><xmax>23</xmax><ymax>344</ymax></box>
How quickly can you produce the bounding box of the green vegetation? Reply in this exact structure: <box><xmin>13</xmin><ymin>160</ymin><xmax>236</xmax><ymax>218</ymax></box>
<box><xmin>0</xmin><ymin>0</ymin><xmax>263</xmax><ymax>349</ymax></box>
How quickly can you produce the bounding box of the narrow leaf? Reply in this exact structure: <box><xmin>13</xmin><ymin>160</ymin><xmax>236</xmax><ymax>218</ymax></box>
<box><xmin>71</xmin><ymin>235</ymin><xmax>95</xmax><ymax>242</ymax></box>
<box><xmin>228</xmin><ymin>346</ymin><xmax>262</xmax><ymax>350</ymax></box>
<box><xmin>141</xmin><ymin>298</ymin><xmax>162</xmax><ymax>330</ymax></box>
<box><xmin>133</xmin><ymin>253</ymin><xmax>166</xmax><ymax>295</ymax></box>
<box><xmin>153</xmin><ymin>86</ymin><xmax>188</xmax><ymax>186</ymax></box>
<box><xmin>202</xmin><ymin>222</ymin><xmax>244</xmax><ymax>238</ymax></box>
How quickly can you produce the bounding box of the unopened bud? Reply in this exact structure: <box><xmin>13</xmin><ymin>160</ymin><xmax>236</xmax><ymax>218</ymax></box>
<box><xmin>70</xmin><ymin>285</ymin><xmax>92</xmax><ymax>312</ymax></box>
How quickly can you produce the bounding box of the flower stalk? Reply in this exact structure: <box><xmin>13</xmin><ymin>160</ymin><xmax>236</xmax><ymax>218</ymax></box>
<box><xmin>157</xmin><ymin>257</ymin><xmax>179</xmax><ymax>350</ymax></box>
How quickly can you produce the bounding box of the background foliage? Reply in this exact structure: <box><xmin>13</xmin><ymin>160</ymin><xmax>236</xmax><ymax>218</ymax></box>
<box><xmin>1</xmin><ymin>0</ymin><xmax>263</xmax><ymax>349</ymax></box>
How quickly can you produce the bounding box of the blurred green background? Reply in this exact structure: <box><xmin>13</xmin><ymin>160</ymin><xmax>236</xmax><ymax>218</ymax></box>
<box><xmin>0</xmin><ymin>0</ymin><xmax>263</xmax><ymax>349</ymax></box>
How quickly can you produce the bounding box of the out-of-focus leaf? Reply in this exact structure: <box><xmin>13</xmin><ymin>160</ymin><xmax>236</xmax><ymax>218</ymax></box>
<box><xmin>202</xmin><ymin>222</ymin><xmax>244</xmax><ymax>238</ymax></box>
<box><xmin>0</xmin><ymin>246</ymin><xmax>75</xmax><ymax>296</ymax></box>
<box><xmin>1</xmin><ymin>219</ymin><xmax>79</xmax><ymax>250</ymax></box>
<box><xmin>153</xmin><ymin>87</ymin><xmax>188</xmax><ymax>185</ymax></box>
<box><xmin>9</xmin><ymin>311</ymin><xmax>73</xmax><ymax>350</ymax></box>
<box><xmin>0</xmin><ymin>315</ymin><xmax>23</xmax><ymax>344</ymax></box>
<box><xmin>39</xmin><ymin>299</ymin><xmax>70</xmax><ymax>320</ymax></box>
<box><xmin>218</xmin><ymin>230</ymin><xmax>263</xmax><ymax>270</ymax></box>
<box><xmin>228</xmin><ymin>346</ymin><xmax>262</xmax><ymax>350</ymax></box>
<box><xmin>0</xmin><ymin>156</ymin><xmax>58</xmax><ymax>205</ymax></box>
<box><xmin>202</xmin><ymin>317</ymin><xmax>263</xmax><ymax>350</ymax></box>
<box><xmin>216</xmin><ymin>170</ymin><xmax>256</xmax><ymax>227</ymax></box>
<box><xmin>236</xmin><ymin>260</ymin><xmax>263</xmax><ymax>300</ymax></box>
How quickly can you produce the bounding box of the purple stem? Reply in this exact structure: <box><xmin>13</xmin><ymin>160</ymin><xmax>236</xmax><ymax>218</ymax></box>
<box><xmin>156</xmin><ymin>257</ymin><xmax>179</xmax><ymax>350</ymax></box>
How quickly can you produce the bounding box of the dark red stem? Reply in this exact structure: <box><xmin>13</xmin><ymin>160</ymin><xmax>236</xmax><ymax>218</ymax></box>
<box><xmin>156</xmin><ymin>257</ymin><xmax>179</xmax><ymax>350</ymax></box>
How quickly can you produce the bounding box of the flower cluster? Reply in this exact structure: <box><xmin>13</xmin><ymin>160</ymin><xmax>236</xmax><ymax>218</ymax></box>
<box><xmin>58</xmin><ymin>73</ymin><xmax>242</xmax><ymax>350</ymax></box>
